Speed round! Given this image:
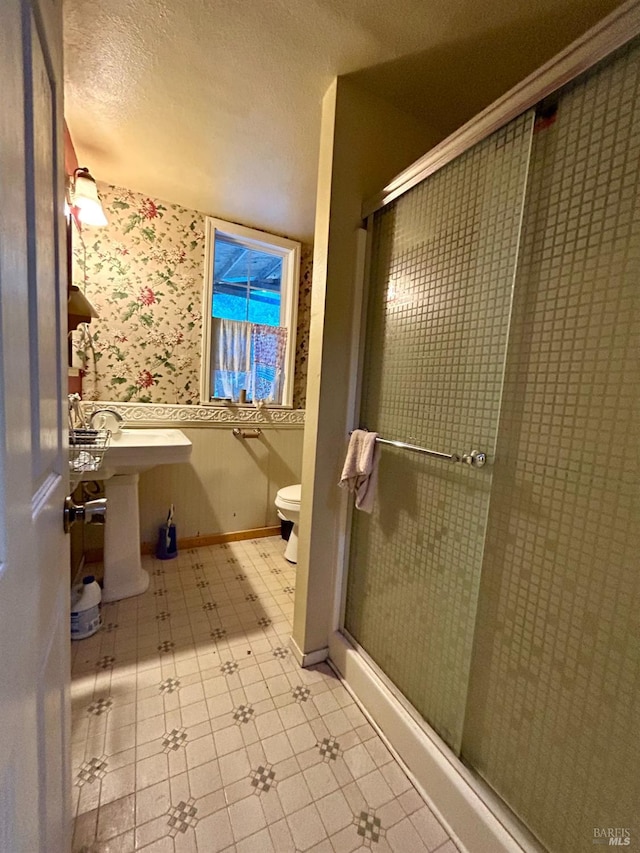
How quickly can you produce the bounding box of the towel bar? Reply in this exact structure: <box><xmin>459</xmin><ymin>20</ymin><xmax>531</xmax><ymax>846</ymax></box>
<box><xmin>351</xmin><ymin>430</ymin><xmax>487</xmax><ymax>468</ymax></box>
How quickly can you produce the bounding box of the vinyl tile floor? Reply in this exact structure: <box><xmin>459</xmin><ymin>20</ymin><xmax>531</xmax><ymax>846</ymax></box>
<box><xmin>71</xmin><ymin>536</ymin><xmax>458</xmax><ymax>853</ymax></box>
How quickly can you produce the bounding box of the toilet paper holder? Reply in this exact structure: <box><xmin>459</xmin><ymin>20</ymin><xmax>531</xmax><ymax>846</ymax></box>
<box><xmin>232</xmin><ymin>428</ymin><xmax>262</xmax><ymax>440</ymax></box>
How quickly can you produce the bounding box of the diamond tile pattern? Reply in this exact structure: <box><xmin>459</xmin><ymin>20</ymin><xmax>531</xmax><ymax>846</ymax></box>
<box><xmin>75</xmin><ymin>756</ymin><xmax>108</xmax><ymax>787</ymax></box>
<box><xmin>162</xmin><ymin>728</ymin><xmax>188</xmax><ymax>752</ymax></box>
<box><xmin>71</xmin><ymin>537</ymin><xmax>454</xmax><ymax>852</ymax></box>
<box><xmin>249</xmin><ymin>764</ymin><xmax>277</xmax><ymax>794</ymax></box>
<box><xmin>318</xmin><ymin>736</ymin><xmax>341</xmax><ymax>762</ymax></box>
<box><xmin>86</xmin><ymin>697</ymin><xmax>112</xmax><ymax>716</ymax></box>
<box><xmin>355</xmin><ymin>809</ymin><xmax>384</xmax><ymax>843</ymax></box>
<box><xmin>167</xmin><ymin>797</ymin><xmax>199</xmax><ymax>836</ymax></box>
<box><xmin>292</xmin><ymin>685</ymin><xmax>311</xmax><ymax>703</ymax></box>
<box><xmin>233</xmin><ymin>704</ymin><xmax>255</xmax><ymax>724</ymax></box>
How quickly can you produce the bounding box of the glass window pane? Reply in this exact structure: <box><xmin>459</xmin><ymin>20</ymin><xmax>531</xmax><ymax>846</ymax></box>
<box><xmin>209</xmin><ymin>226</ymin><xmax>291</xmax><ymax>405</ymax></box>
<box><xmin>247</xmin><ymin>249</ymin><xmax>282</xmax><ymax>325</ymax></box>
<box><xmin>248</xmin><ymin>286</ymin><xmax>281</xmax><ymax>325</ymax></box>
<box><xmin>213</xmin><ymin>239</ymin><xmax>249</xmax><ymax>286</ymax></box>
<box><xmin>212</xmin><ymin>235</ymin><xmax>282</xmax><ymax>326</ymax></box>
<box><xmin>212</xmin><ymin>282</ymin><xmax>248</xmax><ymax>321</ymax></box>
<box><xmin>248</xmin><ymin>248</ymin><xmax>282</xmax><ymax>324</ymax></box>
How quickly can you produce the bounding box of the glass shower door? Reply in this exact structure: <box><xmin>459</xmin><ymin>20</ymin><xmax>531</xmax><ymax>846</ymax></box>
<box><xmin>461</xmin><ymin>41</ymin><xmax>640</xmax><ymax>851</ymax></box>
<box><xmin>344</xmin><ymin>113</ymin><xmax>534</xmax><ymax>753</ymax></box>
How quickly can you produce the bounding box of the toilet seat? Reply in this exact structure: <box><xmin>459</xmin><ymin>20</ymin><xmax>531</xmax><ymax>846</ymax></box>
<box><xmin>275</xmin><ymin>484</ymin><xmax>301</xmax><ymax>564</ymax></box>
<box><xmin>276</xmin><ymin>484</ymin><xmax>301</xmax><ymax>512</ymax></box>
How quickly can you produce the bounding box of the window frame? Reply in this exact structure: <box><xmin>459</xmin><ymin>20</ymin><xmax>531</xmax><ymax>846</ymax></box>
<box><xmin>200</xmin><ymin>216</ymin><xmax>300</xmax><ymax>407</ymax></box>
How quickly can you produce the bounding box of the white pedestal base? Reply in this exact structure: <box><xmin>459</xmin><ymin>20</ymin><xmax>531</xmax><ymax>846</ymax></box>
<box><xmin>102</xmin><ymin>473</ymin><xmax>149</xmax><ymax>602</ymax></box>
<box><xmin>284</xmin><ymin>523</ymin><xmax>299</xmax><ymax>564</ymax></box>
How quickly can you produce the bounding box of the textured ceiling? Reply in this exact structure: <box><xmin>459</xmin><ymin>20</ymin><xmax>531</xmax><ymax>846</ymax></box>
<box><xmin>64</xmin><ymin>0</ymin><xmax>623</xmax><ymax>242</ymax></box>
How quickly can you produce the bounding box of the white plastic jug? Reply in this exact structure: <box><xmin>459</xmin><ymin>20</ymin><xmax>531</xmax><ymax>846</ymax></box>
<box><xmin>71</xmin><ymin>575</ymin><xmax>102</xmax><ymax>640</ymax></box>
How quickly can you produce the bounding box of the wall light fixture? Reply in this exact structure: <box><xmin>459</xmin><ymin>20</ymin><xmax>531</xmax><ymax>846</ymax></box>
<box><xmin>71</xmin><ymin>166</ymin><xmax>108</xmax><ymax>227</ymax></box>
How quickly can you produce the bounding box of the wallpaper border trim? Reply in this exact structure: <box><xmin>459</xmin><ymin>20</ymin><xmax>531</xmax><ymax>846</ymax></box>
<box><xmin>80</xmin><ymin>401</ymin><xmax>305</xmax><ymax>427</ymax></box>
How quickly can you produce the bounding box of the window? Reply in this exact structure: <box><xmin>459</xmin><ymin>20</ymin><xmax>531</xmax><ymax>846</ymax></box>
<box><xmin>200</xmin><ymin>218</ymin><xmax>300</xmax><ymax>406</ymax></box>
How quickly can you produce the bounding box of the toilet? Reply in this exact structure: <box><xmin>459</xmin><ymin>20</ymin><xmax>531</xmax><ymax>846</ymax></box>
<box><xmin>275</xmin><ymin>484</ymin><xmax>301</xmax><ymax>563</ymax></box>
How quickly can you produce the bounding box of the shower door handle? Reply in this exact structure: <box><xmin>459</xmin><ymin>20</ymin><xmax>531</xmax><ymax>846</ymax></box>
<box><xmin>461</xmin><ymin>450</ymin><xmax>487</xmax><ymax>468</ymax></box>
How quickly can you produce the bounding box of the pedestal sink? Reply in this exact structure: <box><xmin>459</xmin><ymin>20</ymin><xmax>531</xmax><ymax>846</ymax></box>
<box><xmin>86</xmin><ymin>429</ymin><xmax>192</xmax><ymax>602</ymax></box>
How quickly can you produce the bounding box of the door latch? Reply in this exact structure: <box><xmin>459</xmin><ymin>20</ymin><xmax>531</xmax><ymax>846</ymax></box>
<box><xmin>63</xmin><ymin>495</ymin><xmax>107</xmax><ymax>533</ymax></box>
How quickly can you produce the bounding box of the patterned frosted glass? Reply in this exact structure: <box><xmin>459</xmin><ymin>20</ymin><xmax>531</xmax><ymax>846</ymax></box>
<box><xmin>462</xmin><ymin>42</ymin><xmax>640</xmax><ymax>852</ymax></box>
<box><xmin>344</xmin><ymin>112</ymin><xmax>534</xmax><ymax>753</ymax></box>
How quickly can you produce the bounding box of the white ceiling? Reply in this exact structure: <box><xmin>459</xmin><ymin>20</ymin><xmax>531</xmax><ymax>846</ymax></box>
<box><xmin>64</xmin><ymin>0</ymin><xmax>623</xmax><ymax>243</ymax></box>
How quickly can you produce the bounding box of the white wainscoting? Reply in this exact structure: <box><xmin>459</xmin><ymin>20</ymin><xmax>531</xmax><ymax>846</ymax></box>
<box><xmin>137</xmin><ymin>424</ymin><xmax>304</xmax><ymax>544</ymax></box>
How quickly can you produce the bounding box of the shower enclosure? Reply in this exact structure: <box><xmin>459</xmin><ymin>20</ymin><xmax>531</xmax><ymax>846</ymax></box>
<box><xmin>341</xmin><ymin>38</ymin><xmax>639</xmax><ymax>853</ymax></box>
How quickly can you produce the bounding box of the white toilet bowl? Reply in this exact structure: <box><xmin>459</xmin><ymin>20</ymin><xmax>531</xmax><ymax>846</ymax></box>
<box><xmin>275</xmin><ymin>484</ymin><xmax>301</xmax><ymax>564</ymax></box>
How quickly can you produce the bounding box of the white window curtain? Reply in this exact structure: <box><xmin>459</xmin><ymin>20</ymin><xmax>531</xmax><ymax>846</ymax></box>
<box><xmin>211</xmin><ymin>318</ymin><xmax>251</xmax><ymax>400</ymax></box>
<box><xmin>211</xmin><ymin>318</ymin><xmax>288</xmax><ymax>403</ymax></box>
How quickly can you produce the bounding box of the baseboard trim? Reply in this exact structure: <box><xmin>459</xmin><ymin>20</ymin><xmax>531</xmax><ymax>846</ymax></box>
<box><xmin>328</xmin><ymin>630</ymin><xmax>545</xmax><ymax>853</ymax></box>
<box><xmin>85</xmin><ymin>526</ymin><xmax>282</xmax><ymax>563</ymax></box>
<box><xmin>289</xmin><ymin>636</ymin><xmax>329</xmax><ymax>668</ymax></box>
<box><xmin>141</xmin><ymin>526</ymin><xmax>281</xmax><ymax>554</ymax></box>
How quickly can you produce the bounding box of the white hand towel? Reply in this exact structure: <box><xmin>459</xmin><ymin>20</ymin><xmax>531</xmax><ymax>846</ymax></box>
<box><xmin>339</xmin><ymin>429</ymin><xmax>381</xmax><ymax>513</ymax></box>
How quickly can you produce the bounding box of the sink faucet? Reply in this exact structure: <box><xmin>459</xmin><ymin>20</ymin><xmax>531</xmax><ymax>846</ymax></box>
<box><xmin>68</xmin><ymin>393</ymin><xmax>87</xmax><ymax>430</ymax></box>
<box><xmin>90</xmin><ymin>408</ymin><xmax>124</xmax><ymax>433</ymax></box>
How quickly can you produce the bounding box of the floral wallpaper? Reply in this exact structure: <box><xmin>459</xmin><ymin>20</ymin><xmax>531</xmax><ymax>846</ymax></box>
<box><xmin>73</xmin><ymin>182</ymin><xmax>312</xmax><ymax>408</ymax></box>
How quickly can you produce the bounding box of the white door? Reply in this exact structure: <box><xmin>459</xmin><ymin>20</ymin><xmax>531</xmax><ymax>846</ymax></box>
<box><xmin>0</xmin><ymin>0</ymin><xmax>70</xmax><ymax>850</ymax></box>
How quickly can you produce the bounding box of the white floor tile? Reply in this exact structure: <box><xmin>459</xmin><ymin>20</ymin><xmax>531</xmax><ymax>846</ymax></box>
<box><xmin>287</xmin><ymin>803</ymin><xmax>326</xmax><ymax>851</ymax></box>
<box><xmin>71</xmin><ymin>538</ymin><xmax>453</xmax><ymax>853</ymax></box>
<box><xmin>228</xmin><ymin>794</ymin><xmax>267</xmax><ymax>842</ymax></box>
